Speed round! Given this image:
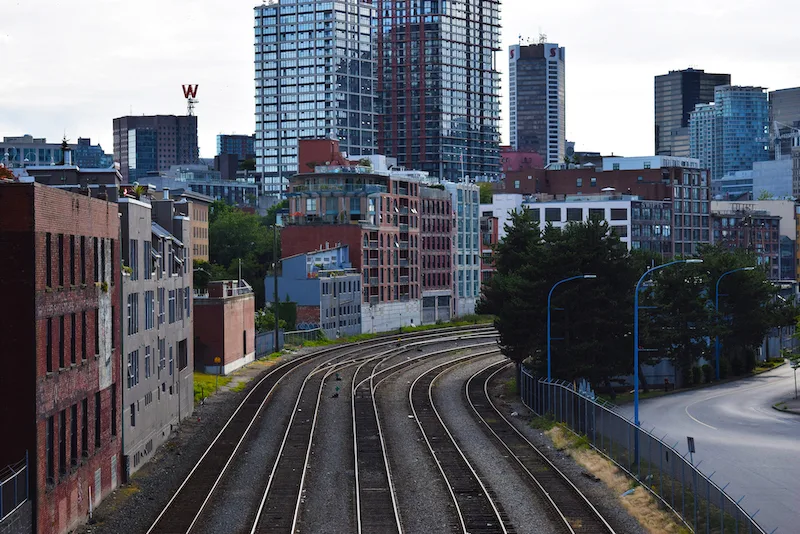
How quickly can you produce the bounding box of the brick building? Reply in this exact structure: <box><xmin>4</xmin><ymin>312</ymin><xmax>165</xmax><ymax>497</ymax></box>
<box><xmin>712</xmin><ymin>207</ymin><xmax>782</xmax><ymax>279</ymax></box>
<box><xmin>479</xmin><ymin>210</ymin><xmax>499</xmax><ymax>282</ymax></box>
<box><xmin>420</xmin><ymin>185</ymin><xmax>453</xmax><ymax>323</ymax></box>
<box><xmin>285</xmin><ymin>140</ymin><xmax>425</xmax><ymax>332</ymax></box>
<box><xmin>0</xmin><ymin>183</ymin><xmax>121</xmax><ymax>534</ymax></box>
<box><xmin>174</xmin><ymin>190</ymin><xmax>212</xmax><ymax>262</ymax></box>
<box><xmin>194</xmin><ymin>281</ymin><xmax>256</xmax><ymax>375</ymax></box>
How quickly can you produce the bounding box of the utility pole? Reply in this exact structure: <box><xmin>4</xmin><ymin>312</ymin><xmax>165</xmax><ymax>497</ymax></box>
<box><xmin>273</xmin><ymin>225</ymin><xmax>280</xmax><ymax>354</ymax></box>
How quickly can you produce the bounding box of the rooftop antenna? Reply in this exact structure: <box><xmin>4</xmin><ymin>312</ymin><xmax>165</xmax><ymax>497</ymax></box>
<box><xmin>538</xmin><ymin>32</ymin><xmax>547</xmax><ymax>44</ymax></box>
<box><xmin>182</xmin><ymin>84</ymin><xmax>199</xmax><ymax>116</ymax></box>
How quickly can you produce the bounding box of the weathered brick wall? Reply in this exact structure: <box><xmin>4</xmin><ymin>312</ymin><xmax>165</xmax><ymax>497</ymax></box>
<box><xmin>281</xmin><ymin>225</ymin><xmax>363</xmax><ymax>270</ymax></box>
<box><xmin>0</xmin><ymin>183</ymin><xmax>122</xmax><ymax>534</ymax></box>
<box><xmin>194</xmin><ymin>293</ymin><xmax>255</xmax><ymax>368</ymax></box>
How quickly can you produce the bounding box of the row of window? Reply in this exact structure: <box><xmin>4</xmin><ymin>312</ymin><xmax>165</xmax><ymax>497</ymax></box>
<box><xmin>45</xmin><ymin>309</ymin><xmax>112</xmax><ymax>373</ymax></box>
<box><xmin>321</xmin><ymin>279</ymin><xmax>360</xmax><ymax>296</ymax></box>
<box><xmin>45</xmin><ymin>388</ymin><xmax>115</xmax><ymax>486</ymax></box>
<box><xmin>126</xmin><ymin>237</ymin><xmax>187</xmax><ymax>281</ymax></box>
<box><xmin>45</xmin><ymin>233</ymin><xmax>111</xmax><ymax>289</ymax></box>
<box><xmin>126</xmin><ymin>288</ymin><xmax>191</xmax><ymax>336</ymax></box>
<box><xmin>127</xmin><ymin>338</ymin><xmax>188</xmax><ymax>390</ymax></box>
<box><xmin>323</xmin><ymin>304</ymin><xmax>361</xmax><ymax>318</ymax></box>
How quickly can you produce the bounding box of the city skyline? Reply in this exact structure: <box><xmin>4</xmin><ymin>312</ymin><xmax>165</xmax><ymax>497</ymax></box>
<box><xmin>1</xmin><ymin>0</ymin><xmax>799</xmax><ymax>161</ymax></box>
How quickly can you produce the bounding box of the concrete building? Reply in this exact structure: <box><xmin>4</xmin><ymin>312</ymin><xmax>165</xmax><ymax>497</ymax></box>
<box><xmin>216</xmin><ymin>134</ymin><xmax>255</xmax><ymax>161</ymax></box>
<box><xmin>140</xmin><ymin>173</ymin><xmax>260</xmax><ymax>210</ymax></box>
<box><xmin>689</xmin><ymin>86</ymin><xmax>770</xmax><ymax>181</ymax></box>
<box><xmin>378</xmin><ymin>0</ymin><xmax>501</xmax><ymax>182</ymax></box>
<box><xmin>265</xmin><ymin>245</ymin><xmax>362</xmax><ymax>338</ymax></box>
<box><xmin>283</xmin><ymin>140</ymin><xmax>424</xmax><ymax>332</ymax></box>
<box><xmin>174</xmin><ymin>190</ymin><xmax>212</xmax><ymax>262</ymax></box>
<box><xmin>444</xmin><ymin>181</ymin><xmax>481</xmax><ymax>316</ymax></box>
<box><xmin>420</xmin><ymin>186</ymin><xmax>454</xmax><ymax>324</ymax></box>
<box><xmin>714</xmin><ymin>158</ymin><xmax>793</xmax><ymax>200</ymax></box>
<box><xmin>254</xmin><ymin>0</ymin><xmax>377</xmax><ymax>195</ymax></box>
<box><xmin>119</xmin><ymin>189</ymin><xmax>193</xmax><ymax>476</ymax></box>
<box><xmin>194</xmin><ymin>280</ymin><xmax>256</xmax><ymax>375</ymax></box>
<box><xmin>654</xmin><ymin>68</ymin><xmax>731</xmax><ymax>157</ymax></box>
<box><xmin>523</xmin><ymin>194</ymin><xmax>675</xmax><ymax>256</ymax></box>
<box><xmin>113</xmin><ymin>115</ymin><xmax>199</xmax><ymax>182</ymax></box>
<box><xmin>503</xmin><ymin>156</ymin><xmax>711</xmax><ymax>256</ymax></box>
<box><xmin>508</xmin><ymin>42</ymin><xmax>566</xmax><ymax>165</ymax></box>
<box><xmin>480</xmin><ymin>193</ymin><xmax>524</xmax><ymax>240</ymax></box>
<box><xmin>794</xmin><ymin>146</ymin><xmax>800</xmax><ymax>197</ymax></box>
<box><xmin>0</xmin><ymin>183</ymin><xmax>121</xmax><ymax>534</ymax></box>
<box><xmin>1</xmin><ymin>135</ymin><xmax>112</xmax><ymax>168</ymax></box>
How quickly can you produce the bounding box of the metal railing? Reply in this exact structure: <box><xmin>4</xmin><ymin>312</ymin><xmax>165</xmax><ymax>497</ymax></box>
<box><xmin>519</xmin><ymin>369</ymin><xmax>767</xmax><ymax>534</ymax></box>
<box><xmin>0</xmin><ymin>453</ymin><xmax>28</xmax><ymax>522</ymax></box>
<box><xmin>283</xmin><ymin>328</ymin><xmax>325</xmax><ymax>346</ymax></box>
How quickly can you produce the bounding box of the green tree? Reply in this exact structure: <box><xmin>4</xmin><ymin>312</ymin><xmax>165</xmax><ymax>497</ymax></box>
<box><xmin>478</xmin><ymin>182</ymin><xmax>494</xmax><ymax>204</ymax></box>
<box><xmin>255</xmin><ymin>308</ymin><xmax>286</xmax><ymax>332</ymax></box>
<box><xmin>239</xmin><ymin>158</ymin><xmax>256</xmax><ymax>171</ymax></box>
<box><xmin>265</xmin><ymin>199</ymin><xmax>288</xmax><ymax>227</ymax></box>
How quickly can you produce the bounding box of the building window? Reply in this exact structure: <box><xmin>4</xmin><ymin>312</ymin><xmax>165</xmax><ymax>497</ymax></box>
<box><xmin>589</xmin><ymin>208</ymin><xmax>604</xmax><ymax>221</ymax></box>
<box><xmin>93</xmin><ymin>237</ymin><xmax>99</xmax><ymax>283</ymax></box>
<box><xmin>169</xmin><ymin>346</ymin><xmax>174</xmax><ymax>376</ymax></box>
<box><xmin>185</xmin><ymin>287</ymin><xmax>191</xmax><ymax>317</ymax></box>
<box><xmin>70</xmin><ymin>404</ymin><xmax>78</xmax><ymax>467</ymax></box>
<box><xmin>80</xmin><ymin>236</ymin><xmax>86</xmax><ymax>284</ymax></box>
<box><xmin>144</xmin><ymin>241</ymin><xmax>152</xmax><ymax>279</ymax></box>
<box><xmin>145</xmin><ymin>290</ymin><xmax>155</xmax><ymax>330</ymax></box>
<box><xmin>168</xmin><ymin>290</ymin><xmax>176</xmax><ymax>323</ymax></box>
<box><xmin>643</xmin><ymin>161</ymin><xmax>651</xmax><ymax>169</ymax></box>
<box><xmin>95</xmin><ymin>392</ymin><xmax>101</xmax><ymax>449</ymax></box>
<box><xmin>46</xmin><ymin>416</ymin><xmax>54</xmax><ymax>483</ymax></box>
<box><xmin>81</xmin><ymin>311</ymin><xmax>87</xmax><ymax>360</ymax></box>
<box><xmin>566</xmin><ymin>208</ymin><xmax>582</xmax><ymax>222</ymax></box>
<box><xmin>81</xmin><ymin>398</ymin><xmax>88</xmax><ymax>458</ymax></box>
<box><xmin>145</xmin><ymin>346</ymin><xmax>151</xmax><ymax>379</ymax></box>
<box><xmin>612</xmin><ymin>163</ymin><xmax>620</xmax><ymax>171</ymax></box>
<box><xmin>545</xmin><ymin>208</ymin><xmax>561</xmax><ymax>222</ymax></box>
<box><xmin>130</xmin><ymin>403</ymin><xmax>136</xmax><ymax>427</ymax></box>
<box><xmin>306</xmin><ymin>198</ymin><xmax>317</xmax><ymax>211</ymax></box>
<box><xmin>612</xmin><ymin>225</ymin><xmax>628</xmax><ymax>238</ymax></box>
<box><xmin>130</xmin><ymin>239</ymin><xmax>138</xmax><ymax>280</ymax></box>
<box><xmin>590</xmin><ymin>177</ymin><xmax>597</xmax><ymax>187</ymax></box>
<box><xmin>576</xmin><ymin>178</ymin><xmax>582</xmax><ymax>187</ymax></box>
<box><xmin>58</xmin><ymin>234</ymin><xmax>64</xmax><ymax>286</ymax></box>
<box><xmin>69</xmin><ymin>236</ymin><xmax>75</xmax><ymax>286</ymax></box>
<box><xmin>46</xmin><ymin>233</ymin><xmax>52</xmax><ymax>287</ymax></box>
<box><xmin>158</xmin><ymin>338</ymin><xmax>166</xmax><ymax>379</ymax></box>
<box><xmin>610</xmin><ymin>208</ymin><xmax>628</xmax><ymax>221</ymax></box>
<box><xmin>111</xmin><ymin>384</ymin><xmax>117</xmax><ymax>437</ymax></box>
<box><xmin>127</xmin><ymin>293</ymin><xmax>139</xmax><ymax>335</ymax></box>
<box><xmin>514</xmin><ymin>180</ymin><xmax>520</xmax><ymax>189</ymax></box>
<box><xmin>59</xmin><ymin>409</ymin><xmax>66</xmax><ymax>476</ymax></box>
<box><xmin>70</xmin><ymin>313</ymin><xmax>76</xmax><ymax>365</ymax></box>
<box><xmin>158</xmin><ymin>288</ymin><xmax>165</xmax><ymax>326</ymax></box>
<box><xmin>59</xmin><ymin>316</ymin><xmax>65</xmax><ymax>369</ymax></box>
<box><xmin>127</xmin><ymin>350</ymin><xmax>139</xmax><ymax>388</ymax></box>
<box><xmin>46</xmin><ymin>318</ymin><xmax>53</xmax><ymax>372</ymax></box>
<box><xmin>179</xmin><ymin>339</ymin><xmax>188</xmax><ymax>370</ymax></box>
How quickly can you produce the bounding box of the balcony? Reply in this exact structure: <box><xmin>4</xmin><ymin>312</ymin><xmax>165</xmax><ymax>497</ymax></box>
<box><xmin>285</xmin><ymin>214</ymin><xmax>367</xmax><ymax>226</ymax></box>
<box><xmin>288</xmin><ymin>182</ymin><xmax>387</xmax><ymax>196</ymax></box>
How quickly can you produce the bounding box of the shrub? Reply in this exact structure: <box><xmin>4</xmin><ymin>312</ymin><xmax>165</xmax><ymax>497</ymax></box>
<box><xmin>691</xmin><ymin>366</ymin><xmax>703</xmax><ymax>385</ymax></box>
<box><xmin>731</xmin><ymin>356</ymin><xmax>744</xmax><ymax>376</ymax></box>
<box><xmin>701</xmin><ymin>364</ymin><xmax>712</xmax><ymax>383</ymax></box>
<box><xmin>744</xmin><ymin>349</ymin><xmax>757</xmax><ymax>373</ymax></box>
<box><xmin>719</xmin><ymin>358</ymin><xmax>731</xmax><ymax>379</ymax></box>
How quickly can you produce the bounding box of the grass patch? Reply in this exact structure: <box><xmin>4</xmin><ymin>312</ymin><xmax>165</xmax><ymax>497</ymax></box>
<box><xmin>529</xmin><ymin>414</ymin><xmax>556</xmax><ymax>431</ymax></box>
<box><xmin>599</xmin><ymin>389</ymin><xmax>670</xmax><ymax>405</ymax></box>
<box><xmin>545</xmin><ymin>426</ymin><xmax>686</xmax><ymax>533</ymax></box>
<box><xmin>193</xmin><ymin>372</ymin><xmax>232</xmax><ymax>403</ymax></box>
<box><xmin>754</xmin><ymin>358</ymin><xmax>785</xmax><ymax>374</ymax></box>
<box><xmin>504</xmin><ymin>377</ymin><xmax>517</xmax><ymax>396</ymax></box>
<box><xmin>260</xmin><ymin>351</ymin><xmax>283</xmax><ymax>361</ymax></box>
<box><xmin>231</xmin><ymin>382</ymin><xmax>248</xmax><ymax>393</ymax></box>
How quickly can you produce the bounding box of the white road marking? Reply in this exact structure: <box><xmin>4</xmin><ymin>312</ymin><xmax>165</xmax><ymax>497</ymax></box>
<box><xmin>684</xmin><ymin>404</ymin><xmax>718</xmax><ymax>430</ymax></box>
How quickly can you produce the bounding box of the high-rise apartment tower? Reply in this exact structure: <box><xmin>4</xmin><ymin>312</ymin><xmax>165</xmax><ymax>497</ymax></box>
<box><xmin>254</xmin><ymin>0</ymin><xmax>378</xmax><ymax>195</ymax></box>
<box><xmin>113</xmin><ymin>116</ymin><xmax>199</xmax><ymax>182</ymax></box>
<box><xmin>378</xmin><ymin>0</ymin><xmax>501</xmax><ymax>181</ymax></box>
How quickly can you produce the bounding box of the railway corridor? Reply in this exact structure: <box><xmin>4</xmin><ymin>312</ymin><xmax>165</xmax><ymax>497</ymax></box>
<box><xmin>146</xmin><ymin>327</ymin><xmax>639</xmax><ymax>534</ymax></box>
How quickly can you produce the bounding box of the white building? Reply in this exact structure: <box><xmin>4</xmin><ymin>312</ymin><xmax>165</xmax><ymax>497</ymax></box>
<box><xmin>445</xmin><ymin>181</ymin><xmax>481</xmax><ymax>316</ymax></box>
<box><xmin>480</xmin><ymin>193</ymin><xmax>524</xmax><ymax>240</ymax></box>
<box><xmin>602</xmin><ymin>155</ymin><xmax>701</xmax><ymax>171</ymax></box>
<box><xmin>254</xmin><ymin>0</ymin><xmax>377</xmax><ymax>196</ymax></box>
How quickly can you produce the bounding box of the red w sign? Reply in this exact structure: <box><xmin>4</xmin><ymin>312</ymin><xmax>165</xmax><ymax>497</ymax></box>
<box><xmin>182</xmin><ymin>85</ymin><xmax>198</xmax><ymax>99</ymax></box>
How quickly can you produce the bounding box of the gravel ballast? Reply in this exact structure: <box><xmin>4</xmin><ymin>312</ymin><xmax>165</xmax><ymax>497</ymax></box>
<box><xmin>433</xmin><ymin>356</ymin><xmax>559</xmax><ymax>534</ymax></box>
<box><xmin>488</xmin><ymin>366</ymin><xmax>648</xmax><ymax>534</ymax></box>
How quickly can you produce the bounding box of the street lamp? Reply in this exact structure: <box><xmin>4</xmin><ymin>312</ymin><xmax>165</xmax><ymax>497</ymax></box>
<box><xmin>547</xmin><ymin>274</ymin><xmax>596</xmax><ymax>381</ymax></box>
<box><xmin>634</xmin><ymin>259</ymin><xmax>702</xmax><ymax>428</ymax></box>
<box><xmin>714</xmin><ymin>267</ymin><xmax>756</xmax><ymax>380</ymax></box>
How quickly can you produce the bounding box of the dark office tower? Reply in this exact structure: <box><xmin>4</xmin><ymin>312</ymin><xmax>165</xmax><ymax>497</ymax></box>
<box><xmin>508</xmin><ymin>42</ymin><xmax>565</xmax><ymax>166</ymax></box>
<box><xmin>378</xmin><ymin>0</ymin><xmax>501</xmax><ymax>181</ymax></box>
<box><xmin>768</xmin><ymin>87</ymin><xmax>800</xmax><ymax>159</ymax></box>
<box><xmin>654</xmin><ymin>68</ymin><xmax>730</xmax><ymax>157</ymax></box>
<box><xmin>113</xmin><ymin>115</ymin><xmax>199</xmax><ymax>182</ymax></box>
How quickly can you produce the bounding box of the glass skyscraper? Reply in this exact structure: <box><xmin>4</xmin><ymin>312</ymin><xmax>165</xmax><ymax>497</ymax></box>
<box><xmin>377</xmin><ymin>0</ymin><xmax>501</xmax><ymax>182</ymax></box>
<box><xmin>254</xmin><ymin>0</ymin><xmax>377</xmax><ymax>195</ymax></box>
<box><xmin>689</xmin><ymin>85</ymin><xmax>769</xmax><ymax>181</ymax></box>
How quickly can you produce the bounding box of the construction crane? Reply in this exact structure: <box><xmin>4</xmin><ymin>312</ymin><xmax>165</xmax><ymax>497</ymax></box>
<box><xmin>773</xmin><ymin>121</ymin><xmax>800</xmax><ymax>159</ymax></box>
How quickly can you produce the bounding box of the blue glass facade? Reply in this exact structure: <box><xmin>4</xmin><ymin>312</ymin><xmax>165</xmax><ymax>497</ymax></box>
<box><xmin>216</xmin><ymin>134</ymin><xmax>255</xmax><ymax>161</ymax></box>
<box><xmin>73</xmin><ymin>138</ymin><xmax>114</xmax><ymax>168</ymax></box>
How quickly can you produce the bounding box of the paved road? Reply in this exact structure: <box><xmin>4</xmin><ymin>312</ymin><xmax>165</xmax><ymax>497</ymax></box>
<box><xmin>617</xmin><ymin>364</ymin><xmax>800</xmax><ymax>534</ymax></box>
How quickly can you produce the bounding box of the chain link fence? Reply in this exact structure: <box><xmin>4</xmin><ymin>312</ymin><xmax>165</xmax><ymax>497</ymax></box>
<box><xmin>0</xmin><ymin>453</ymin><xmax>28</xmax><ymax>522</ymax></box>
<box><xmin>520</xmin><ymin>369</ymin><xmax>768</xmax><ymax>534</ymax></box>
<box><xmin>283</xmin><ymin>328</ymin><xmax>324</xmax><ymax>347</ymax></box>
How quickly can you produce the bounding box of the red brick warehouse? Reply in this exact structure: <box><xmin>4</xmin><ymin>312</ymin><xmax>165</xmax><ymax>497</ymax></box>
<box><xmin>0</xmin><ymin>183</ymin><xmax>122</xmax><ymax>534</ymax></box>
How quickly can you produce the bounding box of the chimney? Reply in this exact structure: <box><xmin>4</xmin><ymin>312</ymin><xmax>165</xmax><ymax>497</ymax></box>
<box><xmin>163</xmin><ymin>187</ymin><xmax>170</xmax><ymax>200</ymax></box>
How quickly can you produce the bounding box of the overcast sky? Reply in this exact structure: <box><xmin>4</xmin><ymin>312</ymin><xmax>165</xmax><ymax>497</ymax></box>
<box><xmin>1</xmin><ymin>0</ymin><xmax>798</xmax><ymax>159</ymax></box>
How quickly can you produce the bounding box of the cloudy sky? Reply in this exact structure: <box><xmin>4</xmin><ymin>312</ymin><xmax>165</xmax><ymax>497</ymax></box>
<box><xmin>1</xmin><ymin>0</ymin><xmax>797</xmax><ymax>159</ymax></box>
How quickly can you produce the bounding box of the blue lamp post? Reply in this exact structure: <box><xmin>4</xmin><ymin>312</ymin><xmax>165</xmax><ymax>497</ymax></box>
<box><xmin>714</xmin><ymin>267</ymin><xmax>755</xmax><ymax>380</ymax></box>
<box><xmin>634</xmin><ymin>259</ymin><xmax>702</xmax><ymax>428</ymax></box>
<box><xmin>547</xmin><ymin>274</ymin><xmax>596</xmax><ymax>381</ymax></box>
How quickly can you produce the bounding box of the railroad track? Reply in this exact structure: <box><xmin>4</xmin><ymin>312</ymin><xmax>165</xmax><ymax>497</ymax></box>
<box><xmin>248</xmin><ymin>328</ymin><xmax>496</xmax><ymax>534</ymax></box>
<box><xmin>409</xmin><ymin>352</ymin><xmax>515</xmax><ymax>534</ymax></box>
<box><xmin>146</xmin><ymin>324</ymin><xmax>491</xmax><ymax>534</ymax></box>
<box><xmin>352</xmin><ymin>334</ymin><xmax>499</xmax><ymax>534</ymax></box>
<box><xmin>466</xmin><ymin>361</ymin><xmax>616</xmax><ymax>534</ymax></box>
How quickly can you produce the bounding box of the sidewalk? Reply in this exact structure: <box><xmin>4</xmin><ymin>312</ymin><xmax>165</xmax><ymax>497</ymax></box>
<box><xmin>773</xmin><ymin>396</ymin><xmax>800</xmax><ymax>415</ymax></box>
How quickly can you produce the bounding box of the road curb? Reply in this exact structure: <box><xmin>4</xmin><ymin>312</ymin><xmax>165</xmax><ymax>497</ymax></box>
<box><xmin>772</xmin><ymin>402</ymin><xmax>800</xmax><ymax>416</ymax></box>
